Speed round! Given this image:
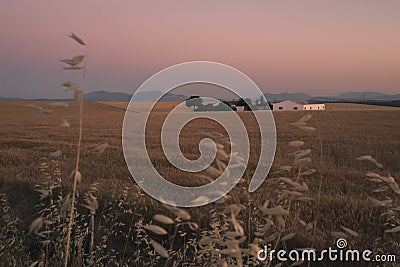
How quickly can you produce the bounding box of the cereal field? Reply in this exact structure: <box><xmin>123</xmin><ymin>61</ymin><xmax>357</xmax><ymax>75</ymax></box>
<box><xmin>0</xmin><ymin>101</ymin><xmax>399</xmax><ymax>266</ymax></box>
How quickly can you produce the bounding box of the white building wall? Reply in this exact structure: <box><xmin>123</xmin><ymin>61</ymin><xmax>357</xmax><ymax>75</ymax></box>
<box><xmin>272</xmin><ymin>100</ymin><xmax>304</xmax><ymax>111</ymax></box>
<box><xmin>303</xmin><ymin>104</ymin><xmax>325</xmax><ymax>110</ymax></box>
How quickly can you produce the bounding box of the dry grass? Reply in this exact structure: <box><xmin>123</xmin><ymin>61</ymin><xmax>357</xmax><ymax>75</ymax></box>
<box><xmin>0</xmin><ymin>101</ymin><xmax>399</xmax><ymax>266</ymax></box>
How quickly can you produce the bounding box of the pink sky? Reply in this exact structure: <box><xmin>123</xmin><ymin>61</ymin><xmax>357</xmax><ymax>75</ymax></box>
<box><xmin>1</xmin><ymin>0</ymin><xmax>399</xmax><ymax>98</ymax></box>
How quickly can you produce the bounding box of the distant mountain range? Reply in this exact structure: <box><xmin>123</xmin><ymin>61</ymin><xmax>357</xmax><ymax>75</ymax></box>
<box><xmin>264</xmin><ymin>91</ymin><xmax>400</xmax><ymax>102</ymax></box>
<box><xmin>264</xmin><ymin>92</ymin><xmax>313</xmax><ymax>101</ymax></box>
<box><xmin>83</xmin><ymin>90</ymin><xmax>188</xmax><ymax>102</ymax></box>
<box><xmin>1</xmin><ymin>90</ymin><xmax>399</xmax><ymax>102</ymax></box>
<box><xmin>0</xmin><ymin>90</ymin><xmax>188</xmax><ymax>102</ymax></box>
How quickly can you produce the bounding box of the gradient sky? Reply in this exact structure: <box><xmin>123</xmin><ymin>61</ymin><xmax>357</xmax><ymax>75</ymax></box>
<box><xmin>1</xmin><ymin>0</ymin><xmax>399</xmax><ymax>98</ymax></box>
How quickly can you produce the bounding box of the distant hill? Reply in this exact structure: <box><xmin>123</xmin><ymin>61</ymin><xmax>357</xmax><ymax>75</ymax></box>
<box><xmin>0</xmin><ymin>96</ymin><xmax>23</xmax><ymax>101</ymax></box>
<box><xmin>131</xmin><ymin>91</ymin><xmax>188</xmax><ymax>102</ymax></box>
<box><xmin>84</xmin><ymin>91</ymin><xmax>131</xmax><ymax>102</ymax></box>
<box><xmin>83</xmin><ymin>90</ymin><xmax>188</xmax><ymax>102</ymax></box>
<box><xmin>333</xmin><ymin>91</ymin><xmax>400</xmax><ymax>100</ymax></box>
<box><xmin>0</xmin><ymin>90</ymin><xmax>188</xmax><ymax>102</ymax></box>
<box><xmin>264</xmin><ymin>91</ymin><xmax>400</xmax><ymax>102</ymax></box>
<box><xmin>0</xmin><ymin>96</ymin><xmax>70</xmax><ymax>101</ymax></box>
<box><xmin>264</xmin><ymin>92</ymin><xmax>312</xmax><ymax>102</ymax></box>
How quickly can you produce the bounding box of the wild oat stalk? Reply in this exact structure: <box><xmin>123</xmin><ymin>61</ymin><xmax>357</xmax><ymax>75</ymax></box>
<box><xmin>358</xmin><ymin>155</ymin><xmax>400</xmax><ymax>235</ymax></box>
<box><xmin>260</xmin><ymin>114</ymin><xmax>316</xmax><ymax>267</ymax></box>
<box><xmin>62</xmin><ymin>32</ymin><xmax>87</xmax><ymax>267</ymax></box>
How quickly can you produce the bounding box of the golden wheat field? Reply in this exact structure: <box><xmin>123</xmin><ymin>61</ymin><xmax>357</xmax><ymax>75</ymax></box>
<box><xmin>1</xmin><ymin>101</ymin><xmax>400</xmax><ymax>266</ymax></box>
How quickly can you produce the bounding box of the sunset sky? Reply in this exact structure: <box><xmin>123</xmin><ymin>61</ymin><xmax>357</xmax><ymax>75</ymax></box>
<box><xmin>1</xmin><ymin>1</ymin><xmax>399</xmax><ymax>98</ymax></box>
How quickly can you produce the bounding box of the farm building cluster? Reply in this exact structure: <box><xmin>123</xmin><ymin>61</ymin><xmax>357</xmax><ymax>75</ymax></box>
<box><xmin>185</xmin><ymin>96</ymin><xmax>325</xmax><ymax>111</ymax></box>
<box><xmin>272</xmin><ymin>100</ymin><xmax>325</xmax><ymax>111</ymax></box>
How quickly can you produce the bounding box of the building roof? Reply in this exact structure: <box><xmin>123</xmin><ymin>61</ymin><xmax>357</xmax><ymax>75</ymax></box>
<box><xmin>292</xmin><ymin>100</ymin><xmax>308</xmax><ymax>105</ymax></box>
<box><xmin>272</xmin><ymin>100</ymin><xmax>308</xmax><ymax>105</ymax></box>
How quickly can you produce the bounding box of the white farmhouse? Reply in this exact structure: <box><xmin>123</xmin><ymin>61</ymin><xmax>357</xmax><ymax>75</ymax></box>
<box><xmin>272</xmin><ymin>100</ymin><xmax>325</xmax><ymax>111</ymax></box>
<box><xmin>272</xmin><ymin>100</ymin><xmax>307</xmax><ymax>111</ymax></box>
<box><xmin>303</xmin><ymin>104</ymin><xmax>325</xmax><ymax>110</ymax></box>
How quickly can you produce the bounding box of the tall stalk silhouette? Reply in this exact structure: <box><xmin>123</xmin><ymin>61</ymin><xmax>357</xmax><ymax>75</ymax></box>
<box><xmin>61</xmin><ymin>32</ymin><xmax>87</xmax><ymax>267</ymax></box>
